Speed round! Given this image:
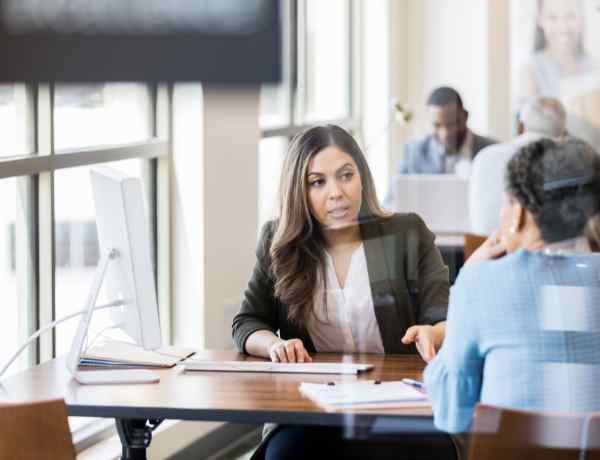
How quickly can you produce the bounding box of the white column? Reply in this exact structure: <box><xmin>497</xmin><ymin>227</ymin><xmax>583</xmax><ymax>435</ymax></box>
<box><xmin>172</xmin><ymin>84</ymin><xmax>259</xmax><ymax>350</ymax></box>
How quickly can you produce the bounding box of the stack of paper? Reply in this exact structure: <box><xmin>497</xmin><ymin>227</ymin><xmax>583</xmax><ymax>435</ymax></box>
<box><xmin>181</xmin><ymin>359</ymin><xmax>373</xmax><ymax>375</ymax></box>
<box><xmin>299</xmin><ymin>380</ymin><xmax>429</xmax><ymax>411</ymax></box>
<box><xmin>80</xmin><ymin>342</ymin><xmax>196</xmax><ymax>368</ymax></box>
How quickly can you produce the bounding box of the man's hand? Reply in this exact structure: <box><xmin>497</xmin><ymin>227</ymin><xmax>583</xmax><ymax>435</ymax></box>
<box><xmin>401</xmin><ymin>325</ymin><xmax>442</xmax><ymax>362</ymax></box>
<box><xmin>268</xmin><ymin>338</ymin><xmax>312</xmax><ymax>363</ymax></box>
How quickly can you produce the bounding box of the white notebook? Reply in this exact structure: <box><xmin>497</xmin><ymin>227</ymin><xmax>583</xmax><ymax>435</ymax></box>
<box><xmin>181</xmin><ymin>359</ymin><xmax>373</xmax><ymax>375</ymax></box>
<box><xmin>299</xmin><ymin>380</ymin><xmax>429</xmax><ymax>411</ymax></box>
<box><xmin>80</xmin><ymin>342</ymin><xmax>196</xmax><ymax>368</ymax></box>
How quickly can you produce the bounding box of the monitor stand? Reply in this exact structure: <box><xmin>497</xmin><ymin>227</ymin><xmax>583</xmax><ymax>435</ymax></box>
<box><xmin>67</xmin><ymin>248</ymin><xmax>160</xmax><ymax>385</ymax></box>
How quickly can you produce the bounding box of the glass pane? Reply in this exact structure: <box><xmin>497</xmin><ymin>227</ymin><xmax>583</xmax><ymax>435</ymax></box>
<box><xmin>302</xmin><ymin>0</ymin><xmax>350</xmax><ymax>122</ymax></box>
<box><xmin>260</xmin><ymin>84</ymin><xmax>291</xmax><ymax>128</ymax></box>
<box><xmin>54</xmin><ymin>159</ymin><xmax>154</xmax><ymax>357</ymax></box>
<box><xmin>258</xmin><ymin>137</ymin><xmax>287</xmax><ymax>232</ymax></box>
<box><xmin>54</xmin><ymin>83</ymin><xmax>152</xmax><ymax>151</ymax></box>
<box><xmin>0</xmin><ymin>176</ymin><xmax>35</xmax><ymax>378</ymax></box>
<box><xmin>0</xmin><ymin>84</ymin><xmax>31</xmax><ymax>157</ymax></box>
<box><xmin>362</xmin><ymin>0</ymin><xmax>389</xmax><ymax>202</ymax></box>
<box><xmin>511</xmin><ymin>0</ymin><xmax>600</xmax><ymax>146</ymax></box>
<box><xmin>260</xmin><ymin>0</ymin><xmax>292</xmax><ymax>128</ymax></box>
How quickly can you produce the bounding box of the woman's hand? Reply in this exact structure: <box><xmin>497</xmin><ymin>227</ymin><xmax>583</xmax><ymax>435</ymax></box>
<box><xmin>268</xmin><ymin>338</ymin><xmax>312</xmax><ymax>363</ymax></box>
<box><xmin>466</xmin><ymin>231</ymin><xmax>507</xmax><ymax>265</ymax></box>
<box><xmin>401</xmin><ymin>325</ymin><xmax>443</xmax><ymax>362</ymax></box>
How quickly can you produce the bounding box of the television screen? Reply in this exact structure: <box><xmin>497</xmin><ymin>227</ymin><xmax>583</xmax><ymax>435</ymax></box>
<box><xmin>0</xmin><ymin>0</ymin><xmax>281</xmax><ymax>83</ymax></box>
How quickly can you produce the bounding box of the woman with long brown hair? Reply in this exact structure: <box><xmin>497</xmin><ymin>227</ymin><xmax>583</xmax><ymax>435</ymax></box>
<box><xmin>232</xmin><ymin>124</ymin><xmax>455</xmax><ymax>459</ymax></box>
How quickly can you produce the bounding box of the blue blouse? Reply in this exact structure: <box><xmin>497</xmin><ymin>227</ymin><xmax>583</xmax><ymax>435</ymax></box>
<box><xmin>424</xmin><ymin>250</ymin><xmax>600</xmax><ymax>433</ymax></box>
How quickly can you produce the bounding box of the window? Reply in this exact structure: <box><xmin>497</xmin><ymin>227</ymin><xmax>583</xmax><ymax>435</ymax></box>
<box><xmin>54</xmin><ymin>83</ymin><xmax>153</xmax><ymax>150</ymax></box>
<box><xmin>0</xmin><ymin>176</ymin><xmax>35</xmax><ymax>377</ymax></box>
<box><xmin>0</xmin><ymin>83</ymin><xmax>171</xmax><ymax>441</ymax></box>
<box><xmin>258</xmin><ymin>0</ymin><xmax>359</xmax><ymax>231</ymax></box>
<box><xmin>0</xmin><ymin>84</ymin><xmax>31</xmax><ymax>157</ymax></box>
<box><xmin>301</xmin><ymin>0</ymin><xmax>351</xmax><ymax>123</ymax></box>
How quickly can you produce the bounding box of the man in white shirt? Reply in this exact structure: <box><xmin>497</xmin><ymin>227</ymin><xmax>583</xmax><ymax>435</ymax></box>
<box><xmin>469</xmin><ymin>97</ymin><xmax>567</xmax><ymax>236</ymax></box>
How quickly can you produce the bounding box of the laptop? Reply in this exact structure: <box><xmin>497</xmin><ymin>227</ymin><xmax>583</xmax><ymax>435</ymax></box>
<box><xmin>392</xmin><ymin>174</ymin><xmax>469</xmax><ymax>234</ymax></box>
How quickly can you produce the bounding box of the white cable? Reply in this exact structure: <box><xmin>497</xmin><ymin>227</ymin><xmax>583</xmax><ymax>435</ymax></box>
<box><xmin>0</xmin><ymin>300</ymin><xmax>123</xmax><ymax>379</ymax></box>
<box><xmin>85</xmin><ymin>322</ymin><xmax>127</xmax><ymax>350</ymax></box>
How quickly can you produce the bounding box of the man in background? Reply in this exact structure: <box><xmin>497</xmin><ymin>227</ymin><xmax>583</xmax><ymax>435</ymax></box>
<box><xmin>399</xmin><ymin>86</ymin><xmax>496</xmax><ymax>175</ymax></box>
<box><xmin>469</xmin><ymin>96</ymin><xmax>567</xmax><ymax>236</ymax></box>
<box><xmin>383</xmin><ymin>86</ymin><xmax>496</xmax><ymax>208</ymax></box>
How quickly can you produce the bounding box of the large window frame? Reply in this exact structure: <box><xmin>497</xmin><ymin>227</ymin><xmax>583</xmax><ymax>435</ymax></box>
<box><xmin>0</xmin><ymin>82</ymin><xmax>171</xmax><ymax>444</ymax></box>
<box><xmin>258</xmin><ymin>0</ymin><xmax>362</xmax><ymax>229</ymax></box>
<box><xmin>260</xmin><ymin>0</ymin><xmax>361</xmax><ymax>140</ymax></box>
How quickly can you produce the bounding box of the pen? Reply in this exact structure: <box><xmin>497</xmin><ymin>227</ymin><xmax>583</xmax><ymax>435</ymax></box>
<box><xmin>401</xmin><ymin>378</ymin><xmax>425</xmax><ymax>390</ymax></box>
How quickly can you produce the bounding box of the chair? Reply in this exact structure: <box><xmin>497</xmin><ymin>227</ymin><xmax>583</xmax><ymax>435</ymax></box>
<box><xmin>464</xmin><ymin>234</ymin><xmax>487</xmax><ymax>261</ymax></box>
<box><xmin>0</xmin><ymin>399</ymin><xmax>76</xmax><ymax>459</ymax></box>
<box><xmin>468</xmin><ymin>404</ymin><xmax>585</xmax><ymax>460</ymax></box>
<box><xmin>584</xmin><ymin>413</ymin><xmax>600</xmax><ymax>460</ymax></box>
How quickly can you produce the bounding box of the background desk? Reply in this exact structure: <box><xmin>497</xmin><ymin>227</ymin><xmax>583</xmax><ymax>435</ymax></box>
<box><xmin>1</xmin><ymin>351</ymin><xmax>434</xmax><ymax>459</ymax></box>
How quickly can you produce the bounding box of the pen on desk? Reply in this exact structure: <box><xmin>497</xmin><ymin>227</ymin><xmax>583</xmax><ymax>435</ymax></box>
<box><xmin>401</xmin><ymin>378</ymin><xmax>425</xmax><ymax>390</ymax></box>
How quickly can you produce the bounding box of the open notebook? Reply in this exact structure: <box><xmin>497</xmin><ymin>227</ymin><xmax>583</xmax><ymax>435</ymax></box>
<box><xmin>299</xmin><ymin>380</ymin><xmax>429</xmax><ymax>411</ymax></box>
<box><xmin>181</xmin><ymin>359</ymin><xmax>373</xmax><ymax>375</ymax></box>
<box><xmin>80</xmin><ymin>342</ymin><xmax>196</xmax><ymax>368</ymax></box>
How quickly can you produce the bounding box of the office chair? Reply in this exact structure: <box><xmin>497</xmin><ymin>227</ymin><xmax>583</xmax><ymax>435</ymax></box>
<box><xmin>468</xmin><ymin>404</ymin><xmax>585</xmax><ymax>460</ymax></box>
<box><xmin>463</xmin><ymin>234</ymin><xmax>487</xmax><ymax>261</ymax></box>
<box><xmin>0</xmin><ymin>399</ymin><xmax>76</xmax><ymax>459</ymax></box>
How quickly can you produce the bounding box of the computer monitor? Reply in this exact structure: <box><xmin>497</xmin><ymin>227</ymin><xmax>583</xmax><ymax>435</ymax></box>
<box><xmin>392</xmin><ymin>174</ymin><xmax>470</xmax><ymax>234</ymax></box>
<box><xmin>66</xmin><ymin>166</ymin><xmax>162</xmax><ymax>383</ymax></box>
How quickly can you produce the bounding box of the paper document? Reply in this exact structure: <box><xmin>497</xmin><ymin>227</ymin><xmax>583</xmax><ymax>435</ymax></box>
<box><xmin>299</xmin><ymin>380</ymin><xmax>429</xmax><ymax>411</ymax></box>
<box><xmin>181</xmin><ymin>359</ymin><xmax>373</xmax><ymax>375</ymax></box>
<box><xmin>81</xmin><ymin>342</ymin><xmax>196</xmax><ymax>368</ymax></box>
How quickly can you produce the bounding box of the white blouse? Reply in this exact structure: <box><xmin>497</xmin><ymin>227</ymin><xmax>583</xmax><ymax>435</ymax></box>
<box><xmin>306</xmin><ymin>244</ymin><xmax>385</xmax><ymax>354</ymax></box>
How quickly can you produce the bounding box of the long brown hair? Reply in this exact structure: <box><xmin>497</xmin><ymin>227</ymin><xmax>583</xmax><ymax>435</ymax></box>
<box><xmin>270</xmin><ymin>124</ymin><xmax>386</xmax><ymax>327</ymax></box>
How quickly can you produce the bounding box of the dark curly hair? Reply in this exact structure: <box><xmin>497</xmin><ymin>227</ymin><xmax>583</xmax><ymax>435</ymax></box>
<box><xmin>505</xmin><ymin>138</ymin><xmax>600</xmax><ymax>244</ymax></box>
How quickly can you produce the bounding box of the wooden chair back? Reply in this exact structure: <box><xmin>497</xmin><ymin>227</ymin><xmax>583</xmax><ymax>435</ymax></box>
<box><xmin>585</xmin><ymin>413</ymin><xmax>600</xmax><ymax>460</ymax></box>
<box><xmin>0</xmin><ymin>399</ymin><xmax>76</xmax><ymax>460</ymax></box>
<box><xmin>468</xmin><ymin>404</ymin><xmax>584</xmax><ymax>460</ymax></box>
<box><xmin>464</xmin><ymin>234</ymin><xmax>487</xmax><ymax>261</ymax></box>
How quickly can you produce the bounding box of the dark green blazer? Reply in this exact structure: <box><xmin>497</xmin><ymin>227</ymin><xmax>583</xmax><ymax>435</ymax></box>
<box><xmin>232</xmin><ymin>213</ymin><xmax>449</xmax><ymax>354</ymax></box>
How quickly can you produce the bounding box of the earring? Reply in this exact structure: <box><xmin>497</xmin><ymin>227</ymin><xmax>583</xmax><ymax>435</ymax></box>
<box><xmin>509</xmin><ymin>223</ymin><xmax>518</xmax><ymax>234</ymax></box>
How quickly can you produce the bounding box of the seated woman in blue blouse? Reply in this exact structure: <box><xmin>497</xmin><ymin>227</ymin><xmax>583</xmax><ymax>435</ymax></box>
<box><xmin>425</xmin><ymin>137</ymin><xmax>600</xmax><ymax>435</ymax></box>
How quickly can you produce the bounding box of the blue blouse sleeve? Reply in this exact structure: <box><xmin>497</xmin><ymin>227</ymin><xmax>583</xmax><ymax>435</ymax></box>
<box><xmin>423</xmin><ymin>267</ymin><xmax>484</xmax><ymax>433</ymax></box>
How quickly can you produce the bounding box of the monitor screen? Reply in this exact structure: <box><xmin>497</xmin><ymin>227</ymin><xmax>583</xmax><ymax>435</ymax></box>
<box><xmin>0</xmin><ymin>0</ymin><xmax>281</xmax><ymax>82</ymax></box>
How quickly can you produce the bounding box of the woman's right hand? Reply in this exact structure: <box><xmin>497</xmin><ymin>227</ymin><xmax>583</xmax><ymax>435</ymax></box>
<box><xmin>268</xmin><ymin>338</ymin><xmax>312</xmax><ymax>363</ymax></box>
<box><xmin>466</xmin><ymin>231</ymin><xmax>507</xmax><ymax>265</ymax></box>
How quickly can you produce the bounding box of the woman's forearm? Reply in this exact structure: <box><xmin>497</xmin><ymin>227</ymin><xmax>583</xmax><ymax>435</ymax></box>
<box><xmin>244</xmin><ymin>330</ymin><xmax>282</xmax><ymax>358</ymax></box>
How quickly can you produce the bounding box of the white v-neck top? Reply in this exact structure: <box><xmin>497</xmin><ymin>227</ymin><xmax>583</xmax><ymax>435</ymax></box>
<box><xmin>306</xmin><ymin>244</ymin><xmax>385</xmax><ymax>354</ymax></box>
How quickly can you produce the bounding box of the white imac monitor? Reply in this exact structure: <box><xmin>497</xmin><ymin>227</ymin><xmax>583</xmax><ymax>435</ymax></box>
<box><xmin>67</xmin><ymin>166</ymin><xmax>162</xmax><ymax>384</ymax></box>
<box><xmin>392</xmin><ymin>174</ymin><xmax>470</xmax><ymax>234</ymax></box>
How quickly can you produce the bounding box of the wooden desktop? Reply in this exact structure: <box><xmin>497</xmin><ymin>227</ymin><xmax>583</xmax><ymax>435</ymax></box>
<box><xmin>1</xmin><ymin>350</ymin><xmax>433</xmax><ymax>460</ymax></box>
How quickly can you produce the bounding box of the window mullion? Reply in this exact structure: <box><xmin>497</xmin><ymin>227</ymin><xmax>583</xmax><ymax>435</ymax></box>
<box><xmin>294</xmin><ymin>0</ymin><xmax>307</xmax><ymax>126</ymax></box>
<box><xmin>349</xmin><ymin>0</ymin><xmax>362</xmax><ymax>131</ymax></box>
<box><xmin>14</xmin><ymin>84</ymin><xmax>38</xmax><ymax>368</ymax></box>
<box><xmin>36</xmin><ymin>83</ymin><xmax>55</xmax><ymax>362</ymax></box>
<box><xmin>155</xmin><ymin>83</ymin><xmax>172</xmax><ymax>344</ymax></box>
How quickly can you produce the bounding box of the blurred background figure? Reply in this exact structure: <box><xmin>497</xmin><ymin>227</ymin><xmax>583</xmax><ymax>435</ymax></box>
<box><xmin>519</xmin><ymin>0</ymin><xmax>594</xmax><ymax>99</ymax></box>
<box><xmin>469</xmin><ymin>97</ymin><xmax>567</xmax><ymax>236</ymax></box>
<box><xmin>383</xmin><ymin>87</ymin><xmax>497</xmax><ymax>209</ymax></box>
<box><xmin>515</xmin><ymin>0</ymin><xmax>600</xmax><ymax>147</ymax></box>
<box><xmin>397</xmin><ymin>87</ymin><xmax>496</xmax><ymax>176</ymax></box>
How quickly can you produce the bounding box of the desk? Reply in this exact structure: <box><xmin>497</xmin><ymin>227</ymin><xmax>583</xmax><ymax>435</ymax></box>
<box><xmin>1</xmin><ymin>351</ymin><xmax>433</xmax><ymax>460</ymax></box>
